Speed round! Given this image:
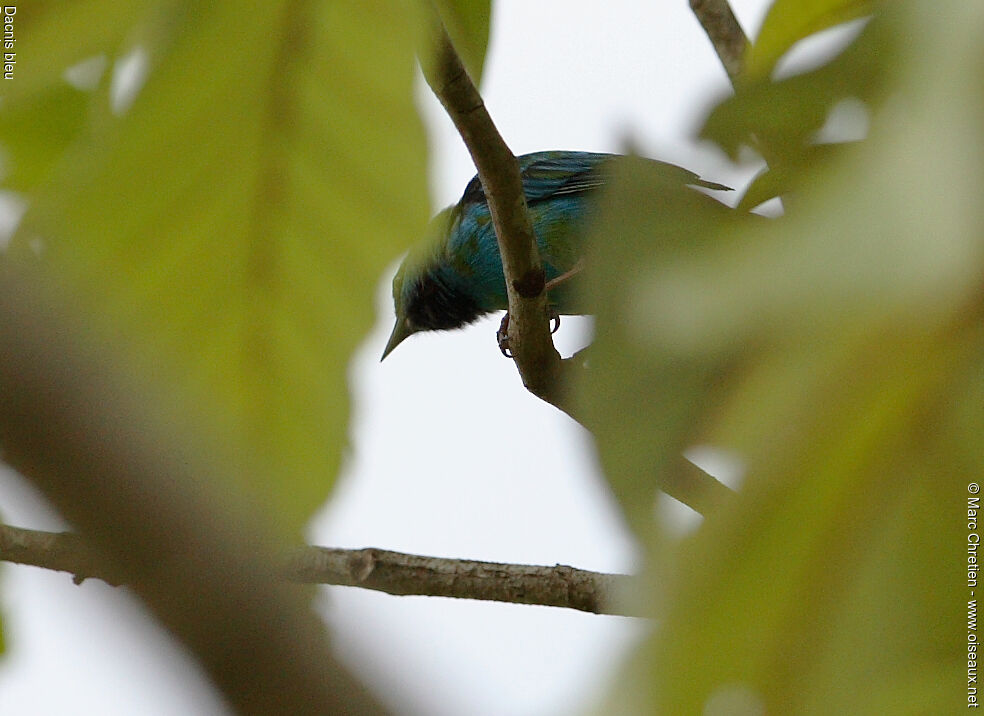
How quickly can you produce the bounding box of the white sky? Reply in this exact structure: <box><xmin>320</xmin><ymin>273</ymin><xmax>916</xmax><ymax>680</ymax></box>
<box><xmin>0</xmin><ymin>2</ymin><xmax>775</xmax><ymax>714</ymax></box>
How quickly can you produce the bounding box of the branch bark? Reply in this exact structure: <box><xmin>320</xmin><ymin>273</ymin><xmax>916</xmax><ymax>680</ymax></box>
<box><xmin>689</xmin><ymin>0</ymin><xmax>750</xmax><ymax>86</ymax></box>
<box><xmin>0</xmin><ymin>522</ymin><xmax>640</xmax><ymax>617</ymax></box>
<box><xmin>421</xmin><ymin>23</ymin><xmax>569</xmax><ymax>410</ymax></box>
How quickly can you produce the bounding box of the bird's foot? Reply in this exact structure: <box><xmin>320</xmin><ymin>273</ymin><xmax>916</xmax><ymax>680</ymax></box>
<box><xmin>497</xmin><ymin>313</ymin><xmax>512</xmax><ymax>357</ymax></box>
<box><xmin>496</xmin><ymin>309</ymin><xmax>560</xmax><ymax>358</ymax></box>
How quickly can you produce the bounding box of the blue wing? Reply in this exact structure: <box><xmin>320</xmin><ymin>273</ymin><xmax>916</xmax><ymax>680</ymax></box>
<box><xmin>458</xmin><ymin>151</ymin><xmax>613</xmax><ymax>206</ymax></box>
<box><xmin>446</xmin><ymin>151</ymin><xmax>731</xmax><ymax>314</ymax></box>
<box><xmin>458</xmin><ymin>151</ymin><xmax>728</xmax><ymax>206</ymax></box>
<box><xmin>516</xmin><ymin>151</ymin><xmax>614</xmax><ymax>200</ymax></box>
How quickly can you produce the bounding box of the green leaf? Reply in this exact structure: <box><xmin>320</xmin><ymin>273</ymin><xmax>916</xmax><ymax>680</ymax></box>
<box><xmin>736</xmin><ymin>144</ymin><xmax>849</xmax><ymax>210</ymax></box>
<box><xmin>0</xmin><ymin>83</ymin><xmax>92</xmax><ymax>193</ymax></box>
<box><xmin>703</xmin><ymin>17</ymin><xmax>891</xmax><ymax>164</ymax></box>
<box><xmin>433</xmin><ymin>0</ymin><xmax>492</xmax><ymax>84</ymax></box>
<box><xmin>0</xmin><ymin>1</ymin><xmax>145</xmax><ymax>103</ymax></box>
<box><xmin>0</xmin><ymin>2</ymin><xmax>147</xmax><ymax>192</ymax></box>
<box><xmin>7</xmin><ymin>0</ymin><xmax>429</xmax><ymax>534</ymax></box>
<box><xmin>645</xmin><ymin>326</ymin><xmax>974</xmax><ymax>713</ymax></box>
<box><xmin>745</xmin><ymin>0</ymin><xmax>875</xmax><ymax>81</ymax></box>
<box><xmin>576</xmin><ymin>158</ymin><xmax>753</xmax><ymax>532</ymax></box>
<box><xmin>587</xmin><ymin>0</ymin><xmax>983</xmax><ymax>711</ymax></box>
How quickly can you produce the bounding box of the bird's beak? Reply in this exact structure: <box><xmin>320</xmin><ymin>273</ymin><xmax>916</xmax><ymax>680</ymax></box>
<box><xmin>381</xmin><ymin>319</ymin><xmax>413</xmax><ymax>361</ymax></box>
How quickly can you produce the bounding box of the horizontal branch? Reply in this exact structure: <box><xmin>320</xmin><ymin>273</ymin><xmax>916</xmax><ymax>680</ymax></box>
<box><xmin>284</xmin><ymin>545</ymin><xmax>637</xmax><ymax>615</ymax></box>
<box><xmin>0</xmin><ymin>523</ymin><xmax>640</xmax><ymax>617</ymax></box>
<box><xmin>0</xmin><ymin>523</ymin><xmax>115</xmax><ymax>584</ymax></box>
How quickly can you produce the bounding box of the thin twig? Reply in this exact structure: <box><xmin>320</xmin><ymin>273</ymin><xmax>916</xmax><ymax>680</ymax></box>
<box><xmin>666</xmin><ymin>455</ymin><xmax>737</xmax><ymax>514</ymax></box>
<box><xmin>689</xmin><ymin>0</ymin><xmax>750</xmax><ymax>86</ymax></box>
<box><xmin>690</xmin><ymin>0</ymin><xmax>779</xmax><ymax>167</ymax></box>
<box><xmin>0</xmin><ymin>522</ymin><xmax>641</xmax><ymax>617</ymax></box>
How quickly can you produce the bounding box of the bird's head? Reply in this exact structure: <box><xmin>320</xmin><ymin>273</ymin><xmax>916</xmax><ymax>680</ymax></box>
<box><xmin>382</xmin><ymin>208</ymin><xmax>479</xmax><ymax>360</ymax></box>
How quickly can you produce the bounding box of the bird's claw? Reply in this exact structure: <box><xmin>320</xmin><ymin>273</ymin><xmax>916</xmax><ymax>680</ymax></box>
<box><xmin>497</xmin><ymin>313</ymin><xmax>512</xmax><ymax>358</ymax></box>
<box><xmin>497</xmin><ymin>309</ymin><xmax>560</xmax><ymax>357</ymax></box>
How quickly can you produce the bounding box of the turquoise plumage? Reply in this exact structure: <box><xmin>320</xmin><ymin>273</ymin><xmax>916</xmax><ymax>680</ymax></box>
<box><xmin>382</xmin><ymin>151</ymin><xmax>726</xmax><ymax>358</ymax></box>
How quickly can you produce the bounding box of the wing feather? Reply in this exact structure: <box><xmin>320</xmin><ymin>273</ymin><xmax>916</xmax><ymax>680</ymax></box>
<box><xmin>458</xmin><ymin>150</ymin><xmax>729</xmax><ymax>206</ymax></box>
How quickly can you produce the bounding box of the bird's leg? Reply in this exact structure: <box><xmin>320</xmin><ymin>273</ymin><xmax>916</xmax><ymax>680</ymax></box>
<box><xmin>537</xmin><ymin>260</ymin><xmax>583</xmax><ymax>340</ymax></box>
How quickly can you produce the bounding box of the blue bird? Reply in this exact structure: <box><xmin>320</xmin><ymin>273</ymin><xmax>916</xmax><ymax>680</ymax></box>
<box><xmin>382</xmin><ymin>151</ymin><xmax>727</xmax><ymax>359</ymax></box>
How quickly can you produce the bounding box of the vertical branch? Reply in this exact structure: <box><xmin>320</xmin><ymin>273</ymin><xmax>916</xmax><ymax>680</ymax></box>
<box><xmin>421</xmin><ymin>24</ymin><xmax>567</xmax><ymax>409</ymax></box>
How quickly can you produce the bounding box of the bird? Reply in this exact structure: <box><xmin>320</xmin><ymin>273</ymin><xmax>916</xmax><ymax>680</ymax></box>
<box><xmin>381</xmin><ymin>151</ymin><xmax>728</xmax><ymax>360</ymax></box>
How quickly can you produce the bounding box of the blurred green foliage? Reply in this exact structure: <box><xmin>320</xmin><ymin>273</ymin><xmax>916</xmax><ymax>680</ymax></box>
<box><xmin>584</xmin><ymin>0</ymin><xmax>980</xmax><ymax>713</ymax></box>
<box><xmin>0</xmin><ymin>1</ymin><xmax>430</xmax><ymax>538</ymax></box>
<box><xmin>0</xmin><ymin>0</ymin><xmax>975</xmax><ymax>712</ymax></box>
<box><xmin>744</xmin><ymin>0</ymin><xmax>874</xmax><ymax>82</ymax></box>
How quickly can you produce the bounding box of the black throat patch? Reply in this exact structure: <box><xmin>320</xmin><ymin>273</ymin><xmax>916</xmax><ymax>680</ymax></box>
<box><xmin>406</xmin><ymin>271</ymin><xmax>485</xmax><ymax>331</ymax></box>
